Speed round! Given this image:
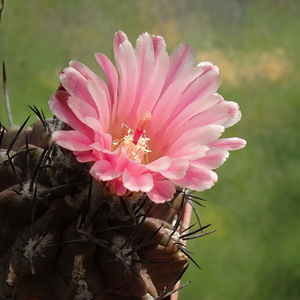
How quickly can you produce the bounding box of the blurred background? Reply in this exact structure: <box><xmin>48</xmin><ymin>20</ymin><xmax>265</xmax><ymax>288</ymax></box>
<box><xmin>1</xmin><ymin>0</ymin><xmax>299</xmax><ymax>299</ymax></box>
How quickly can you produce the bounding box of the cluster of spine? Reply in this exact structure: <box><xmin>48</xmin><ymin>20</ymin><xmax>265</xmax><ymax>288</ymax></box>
<box><xmin>0</xmin><ymin>109</ymin><xmax>213</xmax><ymax>300</ymax></box>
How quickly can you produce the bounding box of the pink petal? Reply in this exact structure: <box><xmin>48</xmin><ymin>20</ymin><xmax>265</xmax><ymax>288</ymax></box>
<box><xmin>122</xmin><ymin>169</ymin><xmax>154</xmax><ymax>192</ymax></box>
<box><xmin>49</xmin><ymin>92</ymin><xmax>92</xmax><ymax>138</ymax></box>
<box><xmin>160</xmin><ymin>158</ymin><xmax>189</xmax><ymax>180</ymax></box>
<box><xmin>165</xmin><ymin>125</ymin><xmax>224</xmax><ymax>158</ymax></box>
<box><xmin>60</xmin><ymin>67</ymin><xmax>95</xmax><ymax>110</ymax></box>
<box><xmin>192</xmin><ymin>147</ymin><xmax>229</xmax><ymax>169</ymax></box>
<box><xmin>90</xmin><ymin>160</ymin><xmax>122</xmax><ymax>181</ymax></box>
<box><xmin>136</xmin><ymin>52</ymin><xmax>170</xmax><ymax>119</ymax></box>
<box><xmin>162</xmin><ymin>94</ymin><xmax>222</xmax><ymax>142</ymax></box>
<box><xmin>174</xmin><ymin>69</ymin><xmax>221</xmax><ymax>113</ymax></box>
<box><xmin>113</xmin><ymin>31</ymin><xmax>138</xmax><ymax>128</ymax></box>
<box><xmin>134</xmin><ymin>32</ymin><xmax>155</xmax><ymax>102</ymax></box>
<box><xmin>111</xmin><ymin>178</ymin><xmax>127</xmax><ymax>196</ymax></box>
<box><xmin>162</xmin><ymin>43</ymin><xmax>196</xmax><ymax>91</ymax></box>
<box><xmin>86</xmin><ymin>80</ymin><xmax>111</xmax><ymax>132</ymax></box>
<box><xmin>74</xmin><ymin>151</ymin><xmax>97</xmax><ymax>163</ymax></box>
<box><xmin>67</xmin><ymin>61</ymin><xmax>112</xmax><ymax>127</ymax></box>
<box><xmin>151</xmin><ymin>35</ymin><xmax>167</xmax><ymax>59</ymax></box>
<box><xmin>209</xmin><ymin>137</ymin><xmax>247</xmax><ymax>150</ymax></box>
<box><xmin>52</xmin><ymin>130</ymin><xmax>92</xmax><ymax>151</ymax></box>
<box><xmin>197</xmin><ymin>61</ymin><xmax>220</xmax><ymax>74</ymax></box>
<box><xmin>172</xmin><ymin>165</ymin><xmax>218</xmax><ymax>191</ymax></box>
<box><xmin>166</xmin><ymin>143</ymin><xmax>209</xmax><ymax>161</ymax></box>
<box><xmin>192</xmin><ymin>100</ymin><xmax>242</xmax><ymax>128</ymax></box>
<box><xmin>150</xmin><ymin>66</ymin><xmax>209</xmax><ymax>135</ymax></box>
<box><xmin>94</xmin><ymin>53</ymin><xmax>118</xmax><ymax>102</ymax></box>
<box><xmin>146</xmin><ymin>156</ymin><xmax>171</xmax><ymax>172</ymax></box>
<box><xmin>84</xmin><ymin>116</ymin><xmax>104</xmax><ymax>133</ymax></box>
<box><xmin>67</xmin><ymin>95</ymin><xmax>97</xmax><ymax>123</ymax></box>
<box><xmin>146</xmin><ymin>180</ymin><xmax>176</xmax><ymax>203</ymax></box>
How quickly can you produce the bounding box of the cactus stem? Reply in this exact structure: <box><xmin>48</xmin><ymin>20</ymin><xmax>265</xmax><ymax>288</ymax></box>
<box><xmin>96</xmin><ymin>284</ymin><xmax>129</xmax><ymax>297</ymax></box>
<box><xmin>155</xmin><ymin>264</ymin><xmax>190</xmax><ymax>300</ymax></box>
<box><xmin>74</xmin><ymin>279</ymin><xmax>93</xmax><ymax>300</ymax></box>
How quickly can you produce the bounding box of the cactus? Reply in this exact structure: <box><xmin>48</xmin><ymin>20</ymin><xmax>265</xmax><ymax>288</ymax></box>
<box><xmin>0</xmin><ymin>29</ymin><xmax>246</xmax><ymax>299</ymax></box>
<box><xmin>0</xmin><ymin>111</ymin><xmax>210</xmax><ymax>299</ymax></box>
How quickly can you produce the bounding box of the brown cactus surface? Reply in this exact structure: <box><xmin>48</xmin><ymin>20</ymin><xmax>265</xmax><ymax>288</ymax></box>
<box><xmin>0</xmin><ymin>112</ymin><xmax>212</xmax><ymax>299</ymax></box>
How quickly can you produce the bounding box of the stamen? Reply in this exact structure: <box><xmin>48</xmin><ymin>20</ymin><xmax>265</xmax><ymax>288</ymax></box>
<box><xmin>112</xmin><ymin>112</ymin><xmax>152</xmax><ymax>163</ymax></box>
<box><xmin>133</xmin><ymin>112</ymin><xmax>152</xmax><ymax>145</ymax></box>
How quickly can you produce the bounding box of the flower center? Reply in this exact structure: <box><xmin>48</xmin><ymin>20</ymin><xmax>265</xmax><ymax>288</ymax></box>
<box><xmin>112</xmin><ymin>112</ymin><xmax>152</xmax><ymax>163</ymax></box>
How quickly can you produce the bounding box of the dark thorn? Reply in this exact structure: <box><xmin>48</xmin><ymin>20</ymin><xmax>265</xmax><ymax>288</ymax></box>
<box><xmin>177</xmin><ymin>246</ymin><xmax>201</xmax><ymax>269</ymax></box>
<box><xmin>126</xmin><ymin>224</ymin><xmax>163</xmax><ymax>257</ymax></box>
<box><xmin>0</xmin><ymin>123</ymin><xmax>6</xmax><ymax>147</ymax></box>
<box><xmin>2</xmin><ymin>61</ymin><xmax>13</xmax><ymax>127</ymax></box>
<box><xmin>180</xmin><ymin>224</ymin><xmax>212</xmax><ymax>239</ymax></box>
<box><xmin>179</xmin><ymin>222</ymin><xmax>196</xmax><ymax>235</ymax></box>
<box><xmin>132</xmin><ymin>259</ymin><xmax>162</xmax><ymax>264</ymax></box>
<box><xmin>7</xmin><ymin>154</ymin><xmax>23</xmax><ymax>187</ymax></box>
<box><xmin>28</xmin><ymin>105</ymin><xmax>50</xmax><ymax>134</ymax></box>
<box><xmin>38</xmin><ymin>181</ymin><xmax>88</xmax><ymax>197</ymax></box>
<box><xmin>44</xmin><ymin>238</ymin><xmax>89</xmax><ymax>249</ymax></box>
<box><xmin>6</xmin><ymin>115</ymin><xmax>31</xmax><ymax>155</ymax></box>
<box><xmin>30</xmin><ymin>185</ymin><xmax>38</xmax><ymax>239</ymax></box>
<box><xmin>121</xmin><ymin>201</ymin><xmax>153</xmax><ymax>250</ymax></box>
<box><xmin>170</xmin><ymin>193</ymin><xmax>185</xmax><ymax>237</ymax></box>
<box><xmin>187</xmin><ymin>198</ymin><xmax>203</xmax><ymax>228</ymax></box>
<box><xmin>182</xmin><ymin>229</ymin><xmax>217</xmax><ymax>240</ymax></box>
<box><xmin>78</xmin><ymin>176</ymin><xmax>93</xmax><ymax>229</ymax></box>
<box><xmin>29</xmin><ymin>145</ymin><xmax>49</xmax><ymax>191</ymax></box>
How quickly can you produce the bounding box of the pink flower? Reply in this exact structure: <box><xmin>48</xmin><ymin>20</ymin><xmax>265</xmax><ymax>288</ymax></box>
<box><xmin>49</xmin><ymin>31</ymin><xmax>246</xmax><ymax>203</ymax></box>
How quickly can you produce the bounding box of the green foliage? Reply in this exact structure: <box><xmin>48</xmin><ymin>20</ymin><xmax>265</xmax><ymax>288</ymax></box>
<box><xmin>1</xmin><ymin>0</ymin><xmax>299</xmax><ymax>299</ymax></box>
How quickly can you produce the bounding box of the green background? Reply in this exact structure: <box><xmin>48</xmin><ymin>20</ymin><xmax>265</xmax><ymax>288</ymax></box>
<box><xmin>1</xmin><ymin>0</ymin><xmax>300</xmax><ymax>299</ymax></box>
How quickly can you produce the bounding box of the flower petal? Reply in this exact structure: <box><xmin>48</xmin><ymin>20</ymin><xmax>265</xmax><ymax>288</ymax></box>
<box><xmin>52</xmin><ymin>130</ymin><xmax>92</xmax><ymax>151</ymax></box>
<box><xmin>113</xmin><ymin>31</ymin><xmax>138</xmax><ymax>128</ymax></box>
<box><xmin>192</xmin><ymin>147</ymin><xmax>229</xmax><ymax>169</ymax></box>
<box><xmin>172</xmin><ymin>165</ymin><xmax>218</xmax><ymax>192</ymax></box>
<box><xmin>160</xmin><ymin>158</ymin><xmax>189</xmax><ymax>180</ymax></box>
<box><xmin>95</xmin><ymin>53</ymin><xmax>118</xmax><ymax>103</ymax></box>
<box><xmin>123</xmin><ymin>169</ymin><xmax>154</xmax><ymax>192</ymax></box>
<box><xmin>49</xmin><ymin>91</ymin><xmax>92</xmax><ymax>138</ymax></box>
<box><xmin>146</xmin><ymin>156</ymin><xmax>171</xmax><ymax>172</ymax></box>
<box><xmin>146</xmin><ymin>180</ymin><xmax>176</xmax><ymax>203</ymax></box>
<box><xmin>90</xmin><ymin>160</ymin><xmax>122</xmax><ymax>181</ymax></box>
<box><xmin>74</xmin><ymin>151</ymin><xmax>97</xmax><ymax>163</ymax></box>
<box><xmin>209</xmin><ymin>137</ymin><xmax>247</xmax><ymax>150</ymax></box>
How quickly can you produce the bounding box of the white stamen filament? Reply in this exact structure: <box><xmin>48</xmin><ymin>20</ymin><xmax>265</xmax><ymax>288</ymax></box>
<box><xmin>112</xmin><ymin>112</ymin><xmax>152</xmax><ymax>163</ymax></box>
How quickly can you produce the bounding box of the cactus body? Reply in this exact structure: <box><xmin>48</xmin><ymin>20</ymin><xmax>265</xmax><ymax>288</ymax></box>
<box><xmin>0</xmin><ymin>116</ymin><xmax>205</xmax><ymax>300</ymax></box>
